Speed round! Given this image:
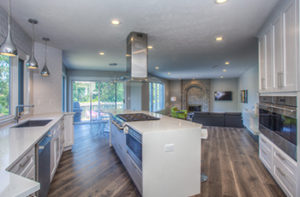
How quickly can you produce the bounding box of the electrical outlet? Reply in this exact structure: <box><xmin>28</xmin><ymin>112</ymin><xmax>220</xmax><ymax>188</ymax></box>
<box><xmin>164</xmin><ymin>144</ymin><xmax>175</xmax><ymax>152</ymax></box>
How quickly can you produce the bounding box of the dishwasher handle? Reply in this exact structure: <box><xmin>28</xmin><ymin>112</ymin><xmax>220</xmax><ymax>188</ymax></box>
<box><xmin>38</xmin><ymin>135</ymin><xmax>52</xmax><ymax>154</ymax></box>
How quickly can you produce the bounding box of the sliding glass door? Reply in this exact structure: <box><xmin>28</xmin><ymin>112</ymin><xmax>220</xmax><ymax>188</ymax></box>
<box><xmin>72</xmin><ymin>80</ymin><xmax>124</xmax><ymax>123</ymax></box>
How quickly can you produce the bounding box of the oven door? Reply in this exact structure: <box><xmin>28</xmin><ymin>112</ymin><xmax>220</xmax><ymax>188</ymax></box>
<box><xmin>126</xmin><ymin>134</ymin><xmax>142</xmax><ymax>170</ymax></box>
<box><xmin>259</xmin><ymin>103</ymin><xmax>273</xmax><ymax>131</ymax></box>
<box><xmin>272</xmin><ymin>105</ymin><xmax>297</xmax><ymax>145</ymax></box>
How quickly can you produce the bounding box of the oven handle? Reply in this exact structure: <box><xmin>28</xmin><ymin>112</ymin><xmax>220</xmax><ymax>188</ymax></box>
<box><xmin>271</xmin><ymin>105</ymin><xmax>296</xmax><ymax>113</ymax></box>
<box><xmin>112</xmin><ymin>120</ymin><xmax>124</xmax><ymax>130</ymax></box>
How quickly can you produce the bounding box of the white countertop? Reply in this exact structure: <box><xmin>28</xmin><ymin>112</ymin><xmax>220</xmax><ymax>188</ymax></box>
<box><xmin>104</xmin><ymin>110</ymin><xmax>202</xmax><ymax>134</ymax></box>
<box><xmin>0</xmin><ymin>113</ymin><xmax>64</xmax><ymax>197</ymax></box>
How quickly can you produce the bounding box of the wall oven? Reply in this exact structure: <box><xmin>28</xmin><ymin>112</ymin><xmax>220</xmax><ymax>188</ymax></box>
<box><xmin>259</xmin><ymin>96</ymin><xmax>297</xmax><ymax>161</ymax></box>
<box><xmin>126</xmin><ymin>127</ymin><xmax>142</xmax><ymax>170</ymax></box>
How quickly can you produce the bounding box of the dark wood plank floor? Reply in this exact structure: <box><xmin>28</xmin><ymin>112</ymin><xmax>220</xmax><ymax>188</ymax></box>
<box><xmin>48</xmin><ymin>124</ymin><xmax>286</xmax><ymax>197</ymax></box>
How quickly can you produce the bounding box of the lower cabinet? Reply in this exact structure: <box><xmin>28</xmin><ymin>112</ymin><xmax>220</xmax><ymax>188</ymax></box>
<box><xmin>7</xmin><ymin>146</ymin><xmax>35</xmax><ymax>181</ymax></box>
<box><xmin>50</xmin><ymin>118</ymin><xmax>65</xmax><ymax>181</ymax></box>
<box><xmin>259</xmin><ymin>134</ymin><xmax>297</xmax><ymax>197</ymax></box>
<box><xmin>111</xmin><ymin>123</ymin><xmax>142</xmax><ymax>194</ymax></box>
<box><xmin>64</xmin><ymin>114</ymin><xmax>74</xmax><ymax>150</ymax></box>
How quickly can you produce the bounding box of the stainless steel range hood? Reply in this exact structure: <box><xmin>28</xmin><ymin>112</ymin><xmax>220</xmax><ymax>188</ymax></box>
<box><xmin>126</xmin><ymin>32</ymin><xmax>148</xmax><ymax>79</ymax></box>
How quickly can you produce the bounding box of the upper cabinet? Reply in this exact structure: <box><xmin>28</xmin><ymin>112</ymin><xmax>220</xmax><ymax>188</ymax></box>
<box><xmin>259</xmin><ymin>0</ymin><xmax>299</xmax><ymax>93</ymax></box>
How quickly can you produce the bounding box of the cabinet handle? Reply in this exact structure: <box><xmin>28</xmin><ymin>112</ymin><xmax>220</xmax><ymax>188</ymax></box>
<box><xmin>277</xmin><ymin>167</ymin><xmax>286</xmax><ymax>177</ymax></box>
<box><xmin>276</xmin><ymin>152</ymin><xmax>286</xmax><ymax>161</ymax></box>
<box><xmin>19</xmin><ymin>156</ymin><xmax>31</xmax><ymax>167</ymax></box>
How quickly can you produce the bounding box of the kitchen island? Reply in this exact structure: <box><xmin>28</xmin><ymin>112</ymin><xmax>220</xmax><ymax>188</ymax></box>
<box><xmin>107</xmin><ymin>110</ymin><xmax>202</xmax><ymax>197</ymax></box>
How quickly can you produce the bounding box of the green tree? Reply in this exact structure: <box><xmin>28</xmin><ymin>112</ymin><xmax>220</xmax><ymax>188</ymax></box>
<box><xmin>0</xmin><ymin>55</ymin><xmax>10</xmax><ymax>116</ymax></box>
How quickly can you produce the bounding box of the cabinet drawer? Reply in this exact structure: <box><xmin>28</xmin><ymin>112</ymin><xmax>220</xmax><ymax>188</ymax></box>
<box><xmin>259</xmin><ymin>135</ymin><xmax>272</xmax><ymax>151</ymax></box>
<box><xmin>126</xmin><ymin>155</ymin><xmax>142</xmax><ymax>194</ymax></box>
<box><xmin>273</xmin><ymin>146</ymin><xmax>297</xmax><ymax>176</ymax></box>
<box><xmin>23</xmin><ymin>162</ymin><xmax>35</xmax><ymax>180</ymax></box>
<box><xmin>274</xmin><ymin>158</ymin><xmax>296</xmax><ymax>197</ymax></box>
<box><xmin>9</xmin><ymin>147</ymin><xmax>35</xmax><ymax>176</ymax></box>
<box><xmin>259</xmin><ymin>143</ymin><xmax>272</xmax><ymax>171</ymax></box>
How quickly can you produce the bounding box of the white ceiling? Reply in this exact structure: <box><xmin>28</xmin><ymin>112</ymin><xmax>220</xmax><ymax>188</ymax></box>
<box><xmin>0</xmin><ymin>0</ymin><xmax>279</xmax><ymax>79</ymax></box>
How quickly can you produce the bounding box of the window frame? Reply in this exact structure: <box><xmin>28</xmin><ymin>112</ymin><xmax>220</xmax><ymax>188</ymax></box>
<box><xmin>0</xmin><ymin>51</ymin><xmax>31</xmax><ymax>124</ymax></box>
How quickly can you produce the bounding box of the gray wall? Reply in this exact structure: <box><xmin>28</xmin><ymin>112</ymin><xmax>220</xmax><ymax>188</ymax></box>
<box><xmin>32</xmin><ymin>42</ymin><xmax>63</xmax><ymax>114</ymax></box>
<box><xmin>210</xmin><ymin>78</ymin><xmax>239</xmax><ymax>112</ymax></box>
<box><xmin>238</xmin><ymin>66</ymin><xmax>259</xmax><ymax>111</ymax></box>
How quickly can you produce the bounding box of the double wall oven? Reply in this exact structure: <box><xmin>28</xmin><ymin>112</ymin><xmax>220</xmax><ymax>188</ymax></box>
<box><xmin>259</xmin><ymin>96</ymin><xmax>297</xmax><ymax>161</ymax></box>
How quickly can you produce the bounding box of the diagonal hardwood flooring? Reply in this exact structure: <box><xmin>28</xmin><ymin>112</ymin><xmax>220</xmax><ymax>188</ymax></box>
<box><xmin>48</xmin><ymin>124</ymin><xmax>286</xmax><ymax>197</ymax></box>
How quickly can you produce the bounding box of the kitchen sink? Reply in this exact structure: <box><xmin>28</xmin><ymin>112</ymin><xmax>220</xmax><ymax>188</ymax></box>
<box><xmin>13</xmin><ymin>119</ymin><xmax>52</xmax><ymax>128</ymax></box>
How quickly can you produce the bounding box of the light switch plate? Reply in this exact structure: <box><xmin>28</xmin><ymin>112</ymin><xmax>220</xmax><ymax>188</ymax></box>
<box><xmin>164</xmin><ymin>144</ymin><xmax>175</xmax><ymax>152</ymax></box>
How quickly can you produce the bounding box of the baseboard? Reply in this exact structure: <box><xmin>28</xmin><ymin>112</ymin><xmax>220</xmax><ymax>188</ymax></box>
<box><xmin>244</xmin><ymin>127</ymin><xmax>259</xmax><ymax>143</ymax></box>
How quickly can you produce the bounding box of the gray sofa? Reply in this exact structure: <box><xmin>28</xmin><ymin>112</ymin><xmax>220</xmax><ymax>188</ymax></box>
<box><xmin>192</xmin><ymin>112</ymin><xmax>243</xmax><ymax>128</ymax></box>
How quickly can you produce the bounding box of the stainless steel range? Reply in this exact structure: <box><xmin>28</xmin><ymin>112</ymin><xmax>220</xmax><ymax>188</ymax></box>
<box><xmin>112</xmin><ymin>113</ymin><xmax>160</xmax><ymax>129</ymax></box>
<box><xmin>111</xmin><ymin>113</ymin><xmax>160</xmax><ymax>170</ymax></box>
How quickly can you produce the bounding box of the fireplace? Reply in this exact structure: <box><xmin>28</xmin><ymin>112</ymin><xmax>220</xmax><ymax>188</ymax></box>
<box><xmin>188</xmin><ymin>105</ymin><xmax>202</xmax><ymax>112</ymax></box>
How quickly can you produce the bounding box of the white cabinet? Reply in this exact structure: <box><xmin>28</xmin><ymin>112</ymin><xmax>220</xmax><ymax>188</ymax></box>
<box><xmin>265</xmin><ymin>27</ymin><xmax>275</xmax><ymax>90</ymax></box>
<box><xmin>259</xmin><ymin>134</ymin><xmax>297</xmax><ymax>197</ymax></box>
<box><xmin>50</xmin><ymin>118</ymin><xmax>65</xmax><ymax>181</ymax></box>
<box><xmin>274</xmin><ymin>15</ymin><xmax>284</xmax><ymax>89</ymax></box>
<box><xmin>282</xmin><ymin>0</ymin><xmax>298</xmax><ymax>91</ymax></box>
<box><xmin>259</xmin><ymin>36</ymin><xmax>266</xmax><ymax>91</ymax></box>
<box><xmin>64</xmin><ymin>113</ymin><xmax>74</xmax><ymax>150</ymax></box>
<box><xmin>258</xmin><ymin>0</ymin><xmax>298</xmax><ymax>93</ymax></box>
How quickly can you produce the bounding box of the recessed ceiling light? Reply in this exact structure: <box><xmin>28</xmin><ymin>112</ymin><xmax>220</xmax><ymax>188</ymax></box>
<box><xmin>99</xmin><ymin>52</ymin><xmax>104</xmax><ymax>55</ymax></box>
<box><xmin>111</xmin><ymin>19</ymin><xmax>120</xmax><ymax>25</ymax></box>
<box><xmin>216</xmin><ymin>36</ymin><xmax>223</xmax><ymax>42</ymax></box>
<box><xmin>225</xmin><ymin>61</ymin><xmax>230</xmax><ymax>65</ymax></box>
<box><xmin>147</xmin><ymin>45</ymin><xmax>153</xmax><ymax>49</ymax></box>
<box><xmin>223</xmin><ymin>69</ymin><xmax>227</xmax><ymax>72</ymax></box>
<box><xmin>155</xmin><ymin>66</ymin><xmax>159</xmax><ymax>70</ymax></box>
<box><xmin>220</xmin><ymin>76</ymin><xmax>224</xmax><ymax>78</ymax></box>
<box><xmin>216</xmin><ymin>0</ymin><xmax>228</xmax><ymax>4</ymax></box>
<box><xmin>126</xmin><ymin>54</ymin><xmax>131</xmax><ymax>57</ymax></box>
<box><xmin>168</xmin><ymin>72</ymin><xmax>171</xmax><ymax>75</ymax></box>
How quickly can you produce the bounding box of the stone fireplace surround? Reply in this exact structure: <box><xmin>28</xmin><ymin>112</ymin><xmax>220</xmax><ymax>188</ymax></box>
<box><xmin>181</xmin><ymin>80</ymin><xmax>210</xmax><ymax>112</ymax></box>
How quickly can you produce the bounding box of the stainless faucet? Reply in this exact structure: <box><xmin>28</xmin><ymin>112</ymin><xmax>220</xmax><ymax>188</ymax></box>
<box><xmin>15</xmin><ymin>104</ymin><xmax>34</xmax><ymax>123</ymax></box>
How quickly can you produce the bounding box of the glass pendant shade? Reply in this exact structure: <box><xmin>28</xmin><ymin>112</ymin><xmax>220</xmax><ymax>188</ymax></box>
<box><xmin>26</xmin><ymin>19</ymin><xmax>38</xmax><ymax>69</ymax></box>
<box><xmin>41</xmin><ymin>37</ymin><xmax>50</xmax><ymax>76</ymax></box>
<box><xmin>0</xmin><ymin>0</ymin><xmax>18</xmax><ymax>56</ymax></box>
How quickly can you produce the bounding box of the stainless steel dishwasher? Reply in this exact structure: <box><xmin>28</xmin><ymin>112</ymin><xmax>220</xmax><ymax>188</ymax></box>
<box><xmin>36</xmin><ymin>132</ymin><xmax>52</xmax><ymax>197</ymax></box>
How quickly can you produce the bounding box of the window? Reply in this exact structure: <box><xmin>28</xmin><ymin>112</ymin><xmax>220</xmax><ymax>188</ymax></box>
<box><xmin>0</xmin><ymin>55</ymin><xmax>10</xmax><ymax>117</ymax></box>
<box><xmin>149</xmin><ymin>82</ymin><xmax>165</xmax><ymax>112</ymax></box>
<box><xmin>62</xmin><ymin>75</ymin><xmax>66</xmax><ymax>112</ymax></box>
<box><xmin>18</xmin><ymin>59</ymin><xmax>24</xmax><ymax>112</ymax></box>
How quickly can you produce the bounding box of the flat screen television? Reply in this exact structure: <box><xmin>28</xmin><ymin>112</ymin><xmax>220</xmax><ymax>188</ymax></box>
<box><xmin>214</xmin><ymin>91</ymin><xmax>232</xmax><ymax>101</ymax></box>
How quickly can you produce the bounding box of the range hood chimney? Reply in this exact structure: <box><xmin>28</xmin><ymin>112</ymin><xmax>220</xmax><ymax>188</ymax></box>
<box><xmin>126</xmin><ymin>32</ymin><xmax>148</xmax><ymax>79</ymax></box>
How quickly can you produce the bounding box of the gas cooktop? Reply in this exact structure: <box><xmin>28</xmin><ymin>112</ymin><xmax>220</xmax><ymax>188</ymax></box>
<box><xmin>116</xmin><ymin>113</ymin><xmax>160</xmax><ymax>122</ymax></box>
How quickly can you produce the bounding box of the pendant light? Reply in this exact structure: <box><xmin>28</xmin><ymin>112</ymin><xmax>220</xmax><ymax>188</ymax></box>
<box><xmin>0</xmin><ymin>0</ymin><xmax>18</xmax><ymax>56</ymax></box>
<box><xmin>41</xmin><ymin>37</ymin><xmax>50</xmax><ymax>77</ymax></box>
<box><xmin>26</xmin><ymin>18</ymin><xmax>39</xmax><ymax>69</ymax></box>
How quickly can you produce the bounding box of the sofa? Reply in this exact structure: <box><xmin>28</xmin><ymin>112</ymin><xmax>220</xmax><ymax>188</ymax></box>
<box><xmin>192</xmin><ymin>112</ymin><xmax>243</xmax><ymax>128</ymax></box>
